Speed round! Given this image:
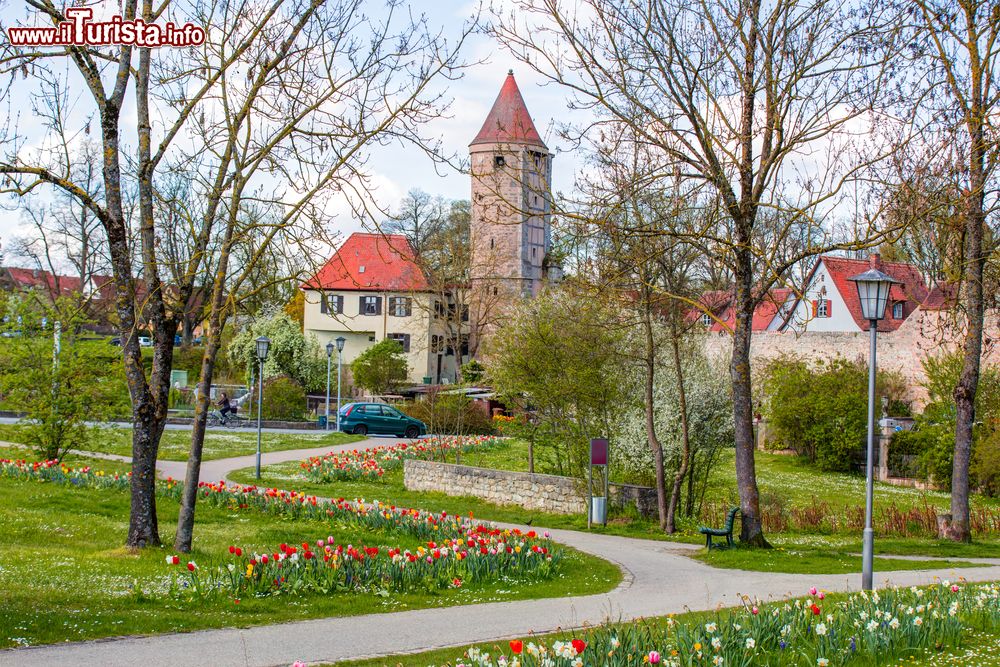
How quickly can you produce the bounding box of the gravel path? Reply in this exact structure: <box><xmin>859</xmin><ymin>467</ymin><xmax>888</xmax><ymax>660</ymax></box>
<box><xmin>3</xmin><ymin>440</ymin><xmax>999</xmax><ymax>667</ymax></box>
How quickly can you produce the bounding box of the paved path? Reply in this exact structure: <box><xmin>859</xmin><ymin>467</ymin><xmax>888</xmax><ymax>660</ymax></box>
<box><xmin>4</xmin><ymin>440</ymin><xmax>1000</xmax><ymax>667</ymax></box>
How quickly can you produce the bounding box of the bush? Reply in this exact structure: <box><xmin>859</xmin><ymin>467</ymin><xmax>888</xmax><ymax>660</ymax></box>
<box><xmin>262</xmin><ymin>375</ymin><xmax>306</xmax><ymax>421</ymax></box>
<box><xmin>897</xmin><ymin>351</ymin><xmax>1000</xmax><ymax>491</ymax></box>
<box><xmin>398</xmin><ymin>391</ymin><xmax>493</xmax><ymax>435</ymax></box>
<box><xmin>350</xmin><ymin>338</ymin><xmax>409</xmax><ymax>395</ymax></box>
<box><xmin>228</xmin><ymin>313</ymin><xmax>327</xmax><ymax>393</ymax></box>
<box><xmin>762</xmin><ymin>355</ymin><xmax>905</xmax><ymax>473</ymax></box>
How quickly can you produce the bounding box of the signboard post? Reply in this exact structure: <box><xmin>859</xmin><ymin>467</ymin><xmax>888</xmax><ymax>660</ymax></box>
<box><xmin>588</xmin><ymin>438</ymin><xmax>609</xmax><ymax>528</ymax></box>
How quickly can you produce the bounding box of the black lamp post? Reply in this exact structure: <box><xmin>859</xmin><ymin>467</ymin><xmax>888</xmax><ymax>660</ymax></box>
<box><xmin>325</xmin><ymin>341</ymin><xmax>335</xmax><ymax>431</ymax></box>
<box><xmin>254</xmin><ymin>335</ymin><xmax>270</xmax><ymax>480</ymax></box>
<box><xmin>335</xmin><ymin>336</ymin><xmax>346</xmax><ymax>432</ymax></box>
<box><xmin>848</xmin><ymin>265</ymin><xmax>899</xmax><ymax>591</ymax></box>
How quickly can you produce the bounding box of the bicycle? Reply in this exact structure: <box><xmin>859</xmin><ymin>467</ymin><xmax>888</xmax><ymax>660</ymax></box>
<box><xmin>206</xmin><ymin>410</ymin><xmax>248</xmax><ymax>428</ymax></box>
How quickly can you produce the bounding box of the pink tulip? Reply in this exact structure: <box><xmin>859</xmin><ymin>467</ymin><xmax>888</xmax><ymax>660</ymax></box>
<box><xmin>649</xmin><ymin>651</ymin><xmax>660</xmax><ymax>664</ymax></box>
<box><xmin>809</xmin><ymin>587</ymin><xmax>818</xmax><ymax>596</ymax></box>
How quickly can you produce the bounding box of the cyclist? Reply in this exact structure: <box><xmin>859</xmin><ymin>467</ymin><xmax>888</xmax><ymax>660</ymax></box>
<box><xmin>217</xmin><ymin>392</ymin><xmax>234</xmax><ymax>424</ymax></box>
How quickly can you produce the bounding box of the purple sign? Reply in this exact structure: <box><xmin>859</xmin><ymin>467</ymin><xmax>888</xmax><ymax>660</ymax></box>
<box><xmin>590</xmin><ymin>438</ymin><xmax>608</xmax><ymax>466</ymax></box>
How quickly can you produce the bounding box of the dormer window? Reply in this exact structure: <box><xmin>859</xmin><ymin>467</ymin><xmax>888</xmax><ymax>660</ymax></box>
<box><xmin>701</xmin><ymin>313</ymin><xmax>712</xmax><ymax>326</ymax></box>
<box><xmin>358</xmin><ymin>265</ymin><xmax>365</xmax><ymax>273</ymax></box>
<box><xmin>494</xmin><ymin>155</ymin><xmax>505</xmax><ymax>168</ymax></box>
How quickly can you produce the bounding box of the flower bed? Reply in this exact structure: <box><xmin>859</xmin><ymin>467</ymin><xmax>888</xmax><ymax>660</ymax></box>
<box><xmin>300</xmin><ymin>435</ymin><xmax>505</xmax><ymax>483</ymax></box>
<box><xmin>168</xmin><ymin>530</ymin><xmax>558</xmax><ymax>599</ymax></box>
<box><xmin>445</xmin><ymin>582</ymin><xmax>1000</xmax><ymax>667</ymax></box>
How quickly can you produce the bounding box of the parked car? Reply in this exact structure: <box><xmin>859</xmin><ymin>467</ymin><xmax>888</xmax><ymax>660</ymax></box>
<box><xmin>109</xmin><ymin>336</ymin><xmax>122</xmax><ymax>346</ymax></box>
<box><xmin>337</xmin><ymin>402</ymin><xmax>426</xmax><ymax>438</ymax></box>
<box><xmin>138</xmin><ymin>336</ymin><xmax>153</xmax><ymax>347</ymax></box>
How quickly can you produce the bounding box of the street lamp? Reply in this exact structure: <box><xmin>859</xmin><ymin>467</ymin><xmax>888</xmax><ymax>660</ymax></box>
<box><xmin>335</xmin><ymin>336</ymin><xmax>346</xmax><ymax>432</ymax></box>
<box><xmin>848</xmin><ymin>264</ymin><xmax>899</xmax><ymax>591</ymax></box>
<box><xmin>325</xmin><ymin>341</ymin><xmax>335</xmax><ymax>431</ymax></box>
<box><xmin>254</xmin><ymin>335</ymin><xmax>271</xmax><ymax>480</ymax></box>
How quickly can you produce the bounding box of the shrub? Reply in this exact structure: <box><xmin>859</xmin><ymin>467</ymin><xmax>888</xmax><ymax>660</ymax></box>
<box><xmin>762</xmin><ymin>355</ymin><xmax>906</xmax><ymax>473</ymax></box>
<box><xmin>398</xmin><ymin>391</ymin><xmax>493</xmax><ymax>435</ymax></box>
<box><xmin>973</xmin><ymin>430</ymin><xmax>1000</xmax><ymax>497</ymax></box>
<box><xmin>350</xmin><ymin>338</ymin><xmax>409</xmax><ymax>395</ymax></box>
<box><xmin>262</xmin><ymin>375</ymin><xmax>306</xmax><ymax>421</ymax></box>
<box><xmin>228</xmin><ymin>313</ymin><xmax>327</xmax><ymax>392</ymax></box>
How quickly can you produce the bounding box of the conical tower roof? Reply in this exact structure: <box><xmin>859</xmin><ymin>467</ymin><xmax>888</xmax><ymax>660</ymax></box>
<box><xmin>470</xmin><ymin>71</ymin><xmax>547</xmax><ymax>150</ymax></box>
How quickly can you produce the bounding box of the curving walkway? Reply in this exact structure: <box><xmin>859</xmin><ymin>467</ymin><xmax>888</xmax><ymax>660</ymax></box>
<box><xmin>4</xmin><ymin>441</ymin><xmax>1000</xmax><ymax>667</ymax></box>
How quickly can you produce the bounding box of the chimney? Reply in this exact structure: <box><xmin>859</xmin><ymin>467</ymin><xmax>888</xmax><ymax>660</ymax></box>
<box><xmin>869</xmin><ymin>253</ymin><xmax>881</xmax><ymax>270</ymax></box>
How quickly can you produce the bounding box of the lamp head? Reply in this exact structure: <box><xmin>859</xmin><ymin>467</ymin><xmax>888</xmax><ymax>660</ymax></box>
<box><xmin>255</xmin><ymin>335</ymin><xmax>271</xmax><ymax>362</ymax></box>
<box><xmin>847</xmin><ymin>267</ymin><xmax>900</xmax><ymax>322</ymax></box>
<box><xmin>326</xmin><ymin>341</ymin><xmax>335</xmax><ymax>357</ymax></box>
<box><xmin>335</xmin><ymin>336</ymin><xmax>346</xmax><ymax>352</ymax></box>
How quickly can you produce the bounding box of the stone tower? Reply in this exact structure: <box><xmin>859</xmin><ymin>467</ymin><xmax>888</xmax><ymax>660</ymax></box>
<box><xmin>469</xmin><ymin>71</ymin><xmax>553</xmax><ymax>312</ymax></box>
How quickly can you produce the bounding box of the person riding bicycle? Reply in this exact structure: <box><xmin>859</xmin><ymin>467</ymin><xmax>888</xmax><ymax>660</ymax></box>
<box><xmin>217</xmin><ymin>392</ymin><xmax>235</xmax><ymax>423</ymax></box>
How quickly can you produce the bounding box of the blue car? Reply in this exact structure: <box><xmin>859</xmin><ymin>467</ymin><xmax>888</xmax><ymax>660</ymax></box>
<box><xmin>338</xmin><ymin>402</ymin><xmax>426</xmax><ymax>438</ymax></box>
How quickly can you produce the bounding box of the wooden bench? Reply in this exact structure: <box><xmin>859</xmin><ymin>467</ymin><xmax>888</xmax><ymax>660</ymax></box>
<box><xmin>699</xmin><ymin>507</ymin><xmax>740</xmax><ymax>549</ymax></box>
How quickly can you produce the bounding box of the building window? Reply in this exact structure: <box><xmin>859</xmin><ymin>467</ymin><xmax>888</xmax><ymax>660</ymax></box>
<box><xmin>431</xmin><ymin>334</ymin><xmax>444</xmax><ymax>353</ymax></box>
<box><xmin>892</xmin><ymin>302</ymin><xmax>904</xmax><ymax>319</ymax></box>
<box><xmin>461</xmin><ymin>304</ymin><xmax>469</xmax><ymax>322</ymax></box>
<box><xmin>389</xmin><ymin>296</ymin><xmax>412</xmax><ymax>317</ymax></box>
<box><xmin>701</xmin><ymin>313</ymin><xmax>712</xmax><ymax>326</ymax></box>
<box><xmin>319</xmin><ymin>293</ymin><xmax>343</xmax><ymax>315</ymax></box>
<box><xmin>434</xmin><ymin>300</ymin><xmax>445</xmax><ymax>319</ymax></box>
<box><xmin>494</xmin><ymin>155</ymin><xmax>505</xmax><ymax>168</ymax></box>
<box><xmin>388</xmin><ymin>333</ymin><xmax>411</xmax><ymax>352</ymax></box>
<box><xmin>816</xmin><ymin>298</ymin><xmax>829</xmax><ymax>318</ymax></box>
<box><xmin>360</xmin><ymin>295</ymin><xmax>381</xmax><ymax>316</ymax></box>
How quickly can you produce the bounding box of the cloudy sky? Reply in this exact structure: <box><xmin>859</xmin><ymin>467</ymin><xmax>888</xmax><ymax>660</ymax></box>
<box><xmin>0</xmin><ymin>0</ymin><xmax>584</xmax><ymax>266</ymax></box>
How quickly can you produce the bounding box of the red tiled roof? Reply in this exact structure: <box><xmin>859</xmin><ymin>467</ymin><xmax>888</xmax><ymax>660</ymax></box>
<box><xmin>3</xmin><ymin>267</ymin><xmax>116</xmax><ymax>298</ymax></box>
<box><xmin>921</xmin><ymin>283</ymin><xmax>958</xmax><ymax>311</ymax></box>
<box><xmin>819</xmin><ymin>255</ymin><xmax>928</xmax><ymax>332</ymax></box>
<box><xmin>470</xmin><ymin>71</ymin><xmax>547</xmax><ymax>150</ymax></box>
<box><xmin>302</xmin><ymin>233</ymin><xmax>429</xmax><ymax>292</ymax></box>
<box><xmin>702</xmin><ymin>288</ymin><xmax>794</xmax><ymax>332</ymax></box>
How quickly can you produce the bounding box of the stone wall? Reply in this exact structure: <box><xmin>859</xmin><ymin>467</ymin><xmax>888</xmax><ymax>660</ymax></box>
<box><xmin>703</xmin><ymin>308</ymin><xmax>1000</xmax><ymax>409</ymax></box>
<box><xmin>404</xmin><ymin>459</ymin><xmax>585</xmax><ymax>514</ymax></box>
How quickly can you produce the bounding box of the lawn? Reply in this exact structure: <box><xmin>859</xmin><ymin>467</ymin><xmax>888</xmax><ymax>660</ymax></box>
<box><xmin>693</xmin><ymin>545</ymin><xmax>978</xmax><ymax>574</ymax></box>
<box><xmin>331</xmin><ymin>586</ymin><xmax>1000</xmax><ymax>667</ymax></box>
<box><xmin>0</xmin><ymin>475</ymin><xmax>621</xmax><ymax>649</ymax></box>
<box><xmin>228</xmin><ymin>439</ymin><xmax>1000</xmax><ymax>556</ymax></box>
<box><xmin>0</xmin><ymin>423</ymin><xmax>364</xmax><ymax>461</ymax></box>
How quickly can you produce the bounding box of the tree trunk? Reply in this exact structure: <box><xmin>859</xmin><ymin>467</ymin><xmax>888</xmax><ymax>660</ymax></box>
<box><xmin>945</xmin><ymin>115</ymin><xmax>988</xmax><ymax>543</ymax></box>
<box><xmin>640</xmin><ymin>294</ymin><xmax>669</xmax><ymax>531</ymax></box>
<box><xmin>731</xmin><ymin>250</ymin><xmax>769</xmax><ymax>547</ymax></box>
<box><xmin>665</xmin><ymin>317</ymin><xmax>691</xmax><ymax>534</ymax></box>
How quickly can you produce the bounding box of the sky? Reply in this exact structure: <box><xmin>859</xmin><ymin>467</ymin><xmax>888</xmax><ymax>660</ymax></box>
<box><xmin>0</xmin><ymin>0</ymin><xmax>585</xmax><ymax>266</ymax></box>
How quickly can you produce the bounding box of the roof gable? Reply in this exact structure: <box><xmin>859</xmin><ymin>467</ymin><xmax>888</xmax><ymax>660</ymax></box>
<box><xmin>815</xmin><ymin>255</ymin><xmax>929</xmax><ymax>332</ymax></box>
<box><xmin>303</xmin><ymin>233</ymin><xmax>429</xmax><ymax>292</ymax></box>
<box><xmin>470</xmin><ymin>71</ymin><xmax>547</xmax><ymax>150</ymax></box>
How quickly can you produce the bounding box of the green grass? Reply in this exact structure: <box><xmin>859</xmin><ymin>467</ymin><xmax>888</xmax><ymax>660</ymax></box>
<box><xmin>693</xmin><ymin>545</ymin><xmax>978</xmax><ymax>574</ymax></box>
<box><xmin>0</xmin><ymin>476</ymin><xmax>621</xmax><ymax>648</ymax></box>
<box><xmin>0</xmin><ymin>424</ymin><xmax>364</xmax><ymax>461</ymax></box>
<box><xmin>0</xmin><ymin>444</ymin><xmax>133</xmax><ymax>474</ymax></box>
<box><xmin>330</xmin><ymin>594</ymin><xmax>1000</xmax><ymax>667</ymax></box>
<box><xmin>228</xmin><ymin>457</ymin><xmax>698</xmax><ymax>543</ymax></box>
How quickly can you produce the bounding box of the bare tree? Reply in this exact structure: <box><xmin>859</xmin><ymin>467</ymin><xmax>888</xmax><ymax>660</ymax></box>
<box><xmin>2</xmin><ymin>0</ymin><xmax>472</xmax><ymax>549</ymax></box>
<box><xmin>903</xmin><ymin>0</ymin><xmax>1000</xmax><ymax>542</ymax></box>
<box><xmin>493</xmin><ymin>0</ymin><xmax>900</xmax><ymax>545</ymax></box>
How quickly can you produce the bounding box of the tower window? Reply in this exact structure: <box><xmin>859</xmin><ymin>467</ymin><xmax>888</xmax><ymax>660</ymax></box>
<box><xmin>490</xmin><ymin>238</ymin><xmax>494</xmax><ymax>250</ymax></box>
<box><xmin>494</xmin><ymin>155</ymin><xmax>505</xmax><ymax>168</ymax></box>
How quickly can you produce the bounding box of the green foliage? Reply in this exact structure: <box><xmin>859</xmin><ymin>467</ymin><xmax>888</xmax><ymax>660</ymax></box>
<box><xmin>900</xmin><ymin>351</ymin><xmax>1000</xmax><ymax>492</ymax></box>
<box><xmin>350</xmin><ymin>338</ymin><xmax>409</xmax><ymax>395</ymax></box>
<box><xmin>228</xmin><ymin>312</ymin><xmax>326</xmax><ymax>392</ymax></box>
<box><xmin>485</xmin><ymin>287</ymin><xmax>626</xmax><ymax>476</ymax></box>
<box><xmin>762</xmin><ymin>355</ymin><xmax>905</xmax><ymax>472</ymax></box>
<box><xmin>262</xmin><ymin>375</ymin><xmax>306</xmax><ymax>421</ymax></box>
<box><xmin>461</xmin><ymin>359</ymin><xmax>486</xmax><ymax>384</ymax></box>
<box><xmin>0</xmin><ymin>296</ymin><xmax>128</xmax><ymax>460</ymax></box>
<box><xmin>616</xmin><ymin>335</ymin><xmax>733</xmax><ymax>514</ymax></box>
<box><xmin>398</xmin><ymin>392</ymin><xmax>493</xmax><ymax>435</ymax></box>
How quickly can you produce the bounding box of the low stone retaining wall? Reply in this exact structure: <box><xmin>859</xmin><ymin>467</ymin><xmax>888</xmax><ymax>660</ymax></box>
<box><xmin>404</xmin><ymin>459</ymin><xmax>585</xmax><ymax>514</ymax></box>
<box><xmin>404</xmin><ymin>459</ymin><xmax>660</xmax><ymax>517</ymax></box>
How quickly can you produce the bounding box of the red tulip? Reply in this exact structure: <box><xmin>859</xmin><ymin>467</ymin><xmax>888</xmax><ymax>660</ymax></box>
<box><xmin>187</xmin><ymin>562</ymin><xmax>196</xmax><ymax>572</ymax></box>
<box><xmin>571</xmin><ymin>639</ymin><xmax>586</xmax><ymax>654</ymax></box>
<box><xmin>509</xmin><ymin>640</ymin><xmax>523</xmax><ymax>654</ymax></box>
<box><xmin>811</xmin><ymin>604</ymin><xmax>821</xmax><ymax>615</ymax></box>
<box><xmin>229</xmin><ymin>545</ymin><xmax>236</xmax><ymax>554</ymax></box>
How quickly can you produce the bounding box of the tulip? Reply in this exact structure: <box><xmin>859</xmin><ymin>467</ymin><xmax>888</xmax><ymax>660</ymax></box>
<box><xmin>509</xmin><ymin>640</ymin><xmax>523</xmax><ymax>655</ymax></box>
